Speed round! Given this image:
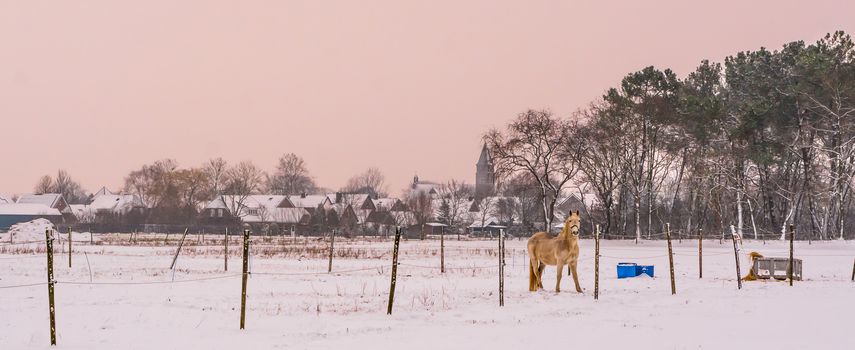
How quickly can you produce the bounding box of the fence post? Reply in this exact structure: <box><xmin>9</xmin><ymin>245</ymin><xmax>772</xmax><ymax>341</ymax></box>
<box><xmin>45</xmin><ymin>229</ymin><xmax>57</xmax><ymax>346</ymax></box>
<box><xmin>788</xmin><ymin>224</ymin><xmax>794</xmax><ymax>286</ymax></box>
<box><xmin>594</xmin><ymin>224</ymin><xmax>600</xmax><ymax>301</ymax></box>
<box><xmin>698</xmin><ymin>228</ymin><xmax>703</xmax><ymax>279</ymax></box>
<box><xmin>387</xmin><ymin>227</ymin><xmax>402</xmax><ymax>315</ymax></box>
<box><xmin>224</xmin><ymin>227</ymin><xmax>229</xmax><ymax>272</ymax></box>
<box><xmin>440</xmin><ymin>227</ymin><xmax>445</xmax><ymax>274</ymax></box>
<box><xmin>240</xmin><ymin>229</ymin><xmax>250</xmax><ymax>329</ymax></box>
<box><xmin>328</xmin><ymin>229</ymin><xmax>336</xmax><ymax>273</ymax></box>
<box><xmin>169</xmin><ymin>228</ymin><xmax>190</xmax><ymax>270</ymax></box>
<box><xmin>68</xmin><ymin>227</ymin><xmax>72</xmax><ymax>268</ymax></box>
<box><xmin>730</xmin><ymin>225</ymin><xmax>742</xmax><ymax>290</ymax></box>
<box><xmin>851</xmin><ymin>258</ymin><xmax>854</xmax><ymax>282</ymax></box>
<box><xmin>666</xmin><ymin>223</ymin><xmax>676</xmax><ymax>295</ymax></box>
<box><xmin>499</xmin><ymin>228</ymin><xmax>505</xmax><ymax>307</ymax></box>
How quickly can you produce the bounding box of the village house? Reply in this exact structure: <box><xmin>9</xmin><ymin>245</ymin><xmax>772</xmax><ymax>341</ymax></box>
<box><xmin>0</xmin><ymin>193</ymin><xmax>72</xmax><ymax>230</ymax></box>
<box><xmin>201</xmin><ymin>195</ymin><xmax>311</xmax><ymax>234</ymax></box>
<box><xmin>0</xmin><ymin>203</ymin><xmax>63</xmax><ymax>231</ymax></box>
<box><xmin>16</xmin><ymin>193</ymin><xmax>75</xmax><ymax>222</ymax></box>
<box><xmin>70</xmin><ymin>188</ymin><xmax>147</xmax><ymax>224</ymax></box>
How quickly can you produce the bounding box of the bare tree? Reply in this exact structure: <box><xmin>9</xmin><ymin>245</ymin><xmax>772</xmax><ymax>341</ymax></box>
<box><xmin>52</xmin><ymin>170</ymin><xmax>88</xmax><ymax>204</ymax></box>
<box><xmin>174</xmin><ymin>168</ymin><xmax>209</xmax><ymax>221</ymax></box>
<box><xmin>34</xmin><ymin>175</ymin><xmax>54</xmax><ymax>195</ymax></box>
<box><xmin>484</xmin><ymin>109</ymin><xmax>583</xmax><ymax>232</ymax></box>
<box><xmin>343</xmin><ymin>167</ymin><xmax>387</xmax><ymax>196</ymax></box>
<box><xmin>222</xmin><ymin>161</ymin><xmax>265</xmax><ymax>219</ymax></box>
<box><xmin>123</xmin><ymin>159</ymin><xmax>179</xmax><ymax>210</ymax></box>
<box><xmin>501</xmin><ymin>173</ymin><xmax>540</xmax><ymax>232</ymax></box>
<box><xmin>578</xmin><ymin>103</ymin><xmax>627</xmax><ymax>236</ymax></box>
<box><xmin>406</xmin><ymin>190</ymin><xmax>434</xmax><ymax>239</ymax></box>
<box><xmin>267</xmin><ymin>153</ymin><xmax>316</xmax><ymax>195</ymax></box>
<box><xmin>202</xmin><ymin>157</ymin><xmax>229</xmax><ymax>201</ymax></box>
<box><xmin>436</xmin><ymin>179</ymin><xmax>472</xmax><ymax>232</ymax></box>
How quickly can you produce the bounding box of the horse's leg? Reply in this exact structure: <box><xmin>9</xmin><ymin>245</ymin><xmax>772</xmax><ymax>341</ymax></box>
<box><xmin>528</xmin><ymin>257</ymin><xmax>539</xmax><ymax>291</ymax></box>
<box><xmin>536</xmin><ymin>262</ymin><xmax>545</xmax><ymax>289</ymax></box>
<box><xmin>570</xmin><ymin>260</ymin><xmax>582</xmax><ymax>293</ymax></box>
<box><xmin>555</xmin><ymin>263</ymin><xmax>564</xmax><ymax>293</ymax></box>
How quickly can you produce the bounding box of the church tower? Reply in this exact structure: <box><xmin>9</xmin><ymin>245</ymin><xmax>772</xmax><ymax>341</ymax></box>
<box><xmin>475</xmin><ymin>143</ymin><xmax>495</xmax><ymax>198</ymax></box>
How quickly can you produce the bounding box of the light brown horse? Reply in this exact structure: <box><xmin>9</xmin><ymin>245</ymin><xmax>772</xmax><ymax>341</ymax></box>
<box><xmin>527</xmin><ymin>211</ymin><xmax>583</xmax><ymax>293</ymax></box>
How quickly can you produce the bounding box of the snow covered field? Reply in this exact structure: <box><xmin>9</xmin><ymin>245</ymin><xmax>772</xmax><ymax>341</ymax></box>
<box><xmin>1</xmin><ymin>233</ymin><xmax>853</xmax><ymax>350</ymax></box>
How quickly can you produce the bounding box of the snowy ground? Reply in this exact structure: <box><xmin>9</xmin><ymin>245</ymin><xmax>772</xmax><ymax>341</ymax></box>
<box><xmin>1</xmin><ymin>234</ymin><xmax>852</xmax><ymax>350</ymax></box>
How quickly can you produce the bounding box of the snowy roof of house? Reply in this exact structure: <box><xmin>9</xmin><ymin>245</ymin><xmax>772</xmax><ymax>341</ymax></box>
<box><xmin>17</xmin><ymin>193</ymin><xmax>63</xmax><ymax>207</ymax></box>
<box><xmin>287</xmin><ymin>195</ymin><xmax>330</xmax><ymax>209</ymax></box>
<box><xmin>93</xmin><ymin>187</ymin><xmax>114</xmax><ymax>197</ymax></box>
<box><xmin>89</xmin><ymin>194</ymin><xmax>144</xmax><ymax>211</ymax></box>
<box><xmin>469</xmin><ymin>217</ymin><xmax>502</xmax><ymax>228</ymax></box>
<box><xmin>204</xmin><ymin>195</ymin><xmax>290</xmax><ymax>212</ymax></box>
<box><xmin>242</xmin><ymin>207</ymin><xmax>309</xmax><ymax>224</ymax></box>
<box><xmin>0</xmin><ymin>204</ymin><xmax>62</xmax><ymax>216</ymax></box>
<box><xmin>372</xmin><ymin>198</ymin><xmax>400</xmax><ymax>210</ymax></box>
<box><xmin>557</xmin><ymin>193</ymin><xmax>600</xmax><ymax>209</ymax></box>
<box><xmin>0</xmin><ymin>195</ymin><xmax>10</xmax><ymax>204</ymax></box>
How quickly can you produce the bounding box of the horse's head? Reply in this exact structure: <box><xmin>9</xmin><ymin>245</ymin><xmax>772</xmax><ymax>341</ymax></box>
<box><xmin>565</xmin><ymin>210</ymin><xmax>581</xmax><ymax>236</ymax></box>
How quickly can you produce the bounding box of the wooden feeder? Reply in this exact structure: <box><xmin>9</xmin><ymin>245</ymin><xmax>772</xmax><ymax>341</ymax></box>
<box><xmin>752</xmin><ymin>257</ymin><xmax>802</xmax><ymax>281</ymax></box>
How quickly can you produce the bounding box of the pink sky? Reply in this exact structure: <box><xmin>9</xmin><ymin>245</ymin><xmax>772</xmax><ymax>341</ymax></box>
<box><xmin>1</xmin><ymin>1</ymin><xmax>853</xmax><ymax>196</ymax></box>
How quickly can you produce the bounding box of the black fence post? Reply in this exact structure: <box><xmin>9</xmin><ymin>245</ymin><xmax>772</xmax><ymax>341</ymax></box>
<box><xmin>594</xmin><ymin>224</ymin><xmax>600</xmax><ymax>301</ymax></box>
<box><xmin>45</xmin><ymin>229</ymin><xmax>57</xmax><ymax>346</ymax></box>
<box><xmin>328</xmin><ymin>229</ymin><xmax>336</xmax><ymax>273</ymax></box>
<box><xmin>387</xmin><ymin>227</ymin><xmax>401</xmax><ymax>315</ymax></box>
<box><xmin>499</xmin><ymin>228</ymin><xmax>505</xmax><ymax>307</ymax></box>
<box><xmin>240</xmin><ymin>229</ymin><xmax>250</xmax><ymax>329</ymax></box>
<box><xmin>666</xmin><ymin>223</ymin><xmax>676</xmax><ymax>295</ymax></box>
<box><xmin>789</xmin><ymin>224</ymin><xmax>795</xmax><ymax>286</ymax></box>
<box><xmin>698</xmin><ymin>228</ymin><xmax>703</xmax><ymax>279</ymax></box>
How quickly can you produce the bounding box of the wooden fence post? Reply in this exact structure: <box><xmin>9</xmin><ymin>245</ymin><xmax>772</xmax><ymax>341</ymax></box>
<box><xmin>224</xmin><ymin>227</ymin><xmax>229</xmax><ymax>272</ymax></box>
<box><xmin>169</xmin><ymin>228</ymin><xmax>189</xmax><ymax>270</ymax></box>
<box><xmin>789</xmin><ymin>224</ymin><xmax>795</xmax><ymax>286</ymax></box>
<box><xmin>240</xmin><ymin>229</ymin><xmax>250</xmax><ymax>329</ymax></box>
<box><xmin>440</xmin><ymin>227</ymin><xmax>445</xmax><ymax>274</ymax></box>
<box><xmin>666</xmin><ymin>223</ymin><xmax>676</xmax><ymax>295</ymax></box>
<box><xmin>594</xmin><ymin>224</ymin><xmax>600</xmax><ymax>301</ymax></box>
<box><xmin>730</xmin><ymin>225</ymin><xmax>742</xmax><ymax>290</ymax></box>
<box><xmin>698</xmin><ymin>228</ymin><xmax>703</xmax><ymax>279</ymax></box>
<box><xmin>499</xmin><ymin>229</ymin><xmax>505</xmax><ymax>307</ymax></box>
<box><xmin>328</xmin><ymin>229</ymin><xmax>336</xmax><ymax>273</ymax></box>
<box><xmin>851</xmin><ymin>258</ymin><xmax>854</xmax><ymax>282</ymax></box>
<box><xmin>387</xmin><ymin>227</ymin><xmax>402</xmax><ymax>315</ymax></box>
<box><xmin>68</xmin><ymin>227</ymin><xmax>72</xmax><ymax>268</ymax></box>
<box><xmin>45</xmin><ymin>229</ymin><xmax>57</xmax><ymax>346</ymax></box>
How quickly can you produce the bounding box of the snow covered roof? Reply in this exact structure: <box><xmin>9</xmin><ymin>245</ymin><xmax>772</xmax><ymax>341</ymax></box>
<box><xmin>17</xmin><ymin>193</ymin><xmax>63</xmax><ymax>207</ymax></box>
<box><xmin>241</xmin><ymin>207</ymin><xmax>309</xmax><ymax>224</ymax></box>
<box><xmin>0</xmin><ymin>195</ymin><xmax>10</xmax><ymax>204</ymax></box>
<box><xmin>205</xmin><ymin>195</ymin><xmax>290</xmax><ymax>212</ymax></box>
<box><xmin>288</xmin><ymin>195</ymin><xmax>331</xmax><ymax>209</ymax></box>
<box><xmin>557</xmin><ymin>193</ymin><xmax>600</xmax><ymax>210</ymax></box>
<box><xmin>372</xmin><ymin>198</ymin><xmax>401</xmax><ymax>210</ymax></box>
<box><xmin>0</xmin><ymin>204</ymin><xmax>62</xmax><ymax>216</ymax></box>
<box><xmin>93</xmin><ymin>187</ymin><xmax>114</xmax><ymax>197</ymax></box>
<box><xmin>89</xmin><ymin>194</ymin><xmax>144</xmax><ymax>212</ymax></box>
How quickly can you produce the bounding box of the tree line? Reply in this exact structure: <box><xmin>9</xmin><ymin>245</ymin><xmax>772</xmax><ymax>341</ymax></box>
<box><xmin>487</xmin><ymin>31</ymin><xmax>855</xmax><ymax>240</ymax></box>
<box><xmin>29</xmin><ymin>154</ymin><xmax>389</xmax><ymax>224</ymax></box>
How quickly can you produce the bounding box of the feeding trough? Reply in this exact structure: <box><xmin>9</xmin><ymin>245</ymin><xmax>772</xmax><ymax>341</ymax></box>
<box><xmin>752</xmin><ymin>257</ymin><xmax>802</xmax><ymax>281</ymax></box>
<box><xmin>617</xmin><ymin>263</ymin><xmax>654</xmax><ymax>279</ymax></box>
